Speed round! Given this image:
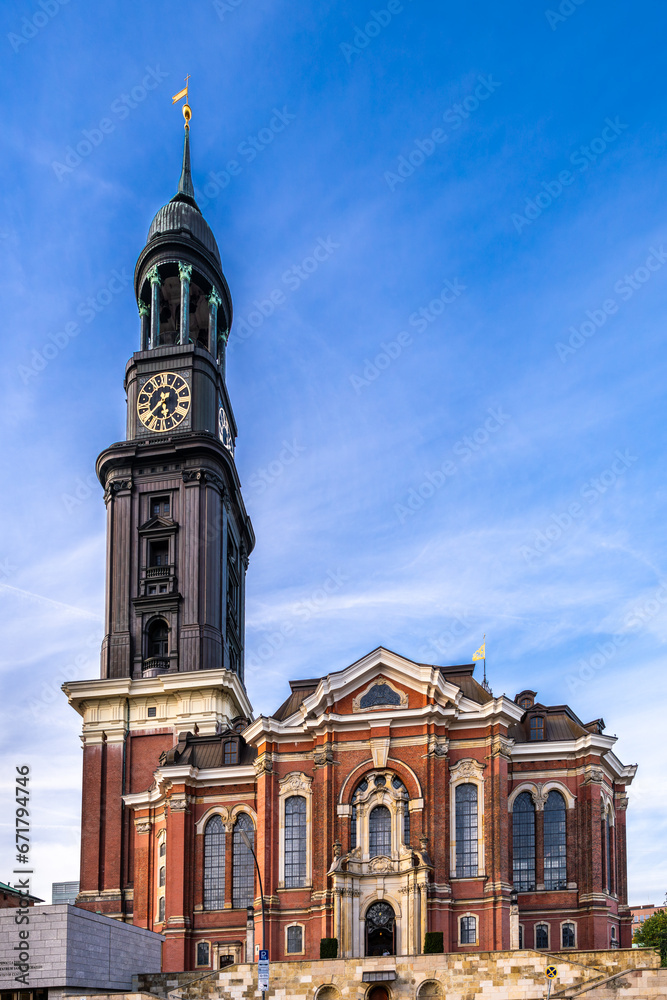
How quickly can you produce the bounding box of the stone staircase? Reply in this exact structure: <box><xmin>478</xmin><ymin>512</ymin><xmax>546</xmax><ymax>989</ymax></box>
<box><xmin>134</xmin><ymin>949</ymin><xmax>662</xmax><ymax>1000</ymax></box>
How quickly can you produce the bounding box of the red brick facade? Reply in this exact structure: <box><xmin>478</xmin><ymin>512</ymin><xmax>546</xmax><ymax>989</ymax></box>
<box><xmin>65</xmin><ymin>649</ymin><xmax>636</xmax><ymax>970</ymax></box>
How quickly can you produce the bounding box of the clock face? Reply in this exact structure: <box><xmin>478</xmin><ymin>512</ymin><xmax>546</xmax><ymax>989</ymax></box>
<box><xmin>137</xmin><ymin>372</ymin><xmax>191</xmax><ymax>432</ymax></box>
<box><xmin>218</xmin><ymin>403</ymin><xmax>234</xmax><ymax>454</ymax></box>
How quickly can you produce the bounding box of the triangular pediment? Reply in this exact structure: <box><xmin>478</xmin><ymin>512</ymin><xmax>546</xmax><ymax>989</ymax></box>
<box><xmin>138</xmin><ymin>514</ymin><xmax>178</xmax><ymax>533</ymax></box>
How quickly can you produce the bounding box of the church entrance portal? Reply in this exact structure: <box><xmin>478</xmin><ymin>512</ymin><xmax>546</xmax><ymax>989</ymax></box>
<box><xmin>364</xmin><ymin>901</ymin><xmax>396</xmax><ymax>956</ymax></box>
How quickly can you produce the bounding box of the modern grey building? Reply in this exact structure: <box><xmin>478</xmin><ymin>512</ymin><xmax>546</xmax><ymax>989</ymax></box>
<box><xmin>51</xmin><ymin>884</ymin><xmax>79</xmax><ymax>907</ymax></box>
<box><xmin>0</xmin><ymin>904</ymin><xmax>163</xmax><ymax>1000</ymax></box>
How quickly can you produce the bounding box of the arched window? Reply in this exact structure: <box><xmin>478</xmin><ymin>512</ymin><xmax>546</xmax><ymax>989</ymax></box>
<box><xmin>158</xmin><ymin>895</ymin><xmax>165</xmax><ymax>922</ymax></box>
<box><xmin>196</xmin><ymin>941</ymin><xmax>210</xmax><ymax>967</ymax></box>
<box><xmin>232</xmin><ymin>813</ymin><xmax>255</xmax><ymax>908</ymax></box>
<box><xmin>158</xmin><ymin>865</ymin><xmax>166</xmax><ymax>887</ymax></box>
<box><xmin>369</xmin><ymin>805</ymin><xmax>391</xmax><ymax>857</ymax></box>
<box><xmin>286</xmin><ymin>924</ymin><xmax>303</xmax><ymax>953</ymax></box>
<box><xmin>392</xmin><ymin>776</ymin><xmax>410</xmax><ymax>845</ymax></box>
<box><xmin>605</xmin><ymin>810</ymin><xmax>613</xmax><ymax>892</ymax></box>
<box><xmin>455</xmin><ymin>784</ymin><xmax>478</xmax><ymax>877</ymax></box>
<box><xmin>203</xmin><ymin>815</ymin><xmax>225</xmax><ymax>910</ymax></box>
<box><xmin>460</xmin><ymin>915</ymin><xmax>477</xmax><ymax>944</ymax></box>
<box><xmin>544</xmin><ymin>791</ymin><xmax>567</xmax><ymax>890</ymax></box>
<box><xmin>529</xmin><ymin>716</ymin><xmax>545</xmax><ymax>740</ymax></box>
<box><xmin>285</xmin><ymin>796</ymin><xmax>307</xmax><ymax>888</ymax></box>
<box><xmin>535</xmin><ymin>923</ymin><xmax>549</xmax><ymax>949</ymax></box>
<box><xmin>512</xmin><ymin>792</ymin><xmax>536</xmax><ymax>891</ymax></box>
<box><xmin>562</xmin><ymin>922</ymin><xmax>575</xmax><ymax>948</ymax></box>
<box><xmin>147</xmin><ymin>619</ymin><xmax>168</xmax><ymax>658</ymax></box>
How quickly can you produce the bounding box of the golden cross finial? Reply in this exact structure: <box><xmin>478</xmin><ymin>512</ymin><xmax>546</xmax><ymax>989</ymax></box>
<box><xmin>172</xmin><ymin>75</ymin><xmax>192</xmax><ymax>128</ymax></box>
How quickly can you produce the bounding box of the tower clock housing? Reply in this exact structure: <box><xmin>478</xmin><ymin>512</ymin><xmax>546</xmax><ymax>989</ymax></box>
<box><xmin>96</xmin><ymin>128</ymin><xmax>254</xmax><ymax>685</ymax></box>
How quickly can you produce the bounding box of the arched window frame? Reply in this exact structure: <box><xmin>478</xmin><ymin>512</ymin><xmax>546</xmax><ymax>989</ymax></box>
<box><xmin>146</xmin><ymin>616</ymin><xmax>170</xmax><ymax>659</ymax></box>
<box><xmin>543</xmin><ymin>790</ymin><xmax>568</xmax><ymax>890</ymax></box>
<box><xmin>601</xmin><ymin>798</ymin><xmax>615</xmax><ymax>894</ymax></box>
<box><xmin>156</xmin><ymin>828</ymin><xmax>166</xmax><ymax>924</ymax></box>
<box><xmin>561</xmin><ymin>921</ymin><xmax>576</xmax><ymax>948</ymax></box>
<box><xmin>529</xmin><ymin>715</ymin><xmax>546</xmax><ymax>740</ymax></box>
<box><xmin>196</xmin><ymin>940</ymin><xmax>211</xmax><ymax>967</ymax></box>
<box><xmin>278</xmin><ymin>773</ymin><xmax>313</xmax><ymax>889</ymax></box>
<box><xmin>284</xmin><ymin>922</ymin><xmax>305</xmax><ymax>955</ymax></box>
<box><xmin>232</xmin><ymin>812</ymin><xmax>256</xmax><ymax>909</ymax></box>
<box><xmin>535</xmin><ymin>923</ymin><xmax>550</xmax><ymax>949</ymax></box>
<box><xmin>512</xmin><ymin>790</ymin><xmax>536</xmax><ymax>891</ymax></box>
<box><xmin>203</xmin><ymin>814</ymin><xmax>226</xmax><ymax>911</ymax></box>
<box><xmin>459</xmin><ymin>912</ymin><xmax>478</xmax><ymax>946</ymax></box>
<box><xmin>347</xmin><ymin>770</ymin><xmax>412</xmax><ymax>859</ymax></box>
<box><xmin>449</xmin><ymin>758</ymin><xmax>485</xmax><ymax>878</ymax></box>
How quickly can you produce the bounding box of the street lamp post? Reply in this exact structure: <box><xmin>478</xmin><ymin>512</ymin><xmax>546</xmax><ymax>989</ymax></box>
<box><xmin>240</xmin><ymin>829</ymin><xmax>266</xmax><ymax>997</ymax></box>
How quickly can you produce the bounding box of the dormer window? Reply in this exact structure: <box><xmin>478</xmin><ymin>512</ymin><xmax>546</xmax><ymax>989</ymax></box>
<box><xmin>530</xmin><ymin>716</ymin><xmax>545</xmax><ymax>741</ymax></box>
<box><xmin>223</xmin><ymin>740</ymin><xmax>239</xmax><ymax>765</ymax></box>
<box><xmin>516</xmin><ymin>690</ymin><xmax>536</xmax><ymax>710</ymax></box>
<box><xmin>519</xmin><ymin>698</ymin><xmax>531</xmax><ymax>709</ymax></box>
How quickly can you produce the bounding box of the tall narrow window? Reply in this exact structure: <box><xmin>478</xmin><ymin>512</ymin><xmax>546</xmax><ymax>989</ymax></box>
<box><xmin>158</xmin><ymin>895</ymin><xmax>165</xmax><ymax>922</ymax></box>
<box><xmin>232</xmin><ymin>814</ymin><xmax>255</xmax><ymax>908</ymax></box>
<box><xmin>350</xmin><ymin>803</ymin><xmax>357</xmax><ymax>850</ymax></box>
<box><xmin>535</xmin><ymin>923</ymin><xmax>549</xmax><ymax>949</ymax></box>
<box><xmin>369</xmin><ymin>805</ymin><xmax>392</xmax><ymax>857</ymax></box>
<box><xmin>518</xmin><ymin>924</ymin><xmax>524</xmax><ymax>949</ymax></box>
<box><xmin>392</xmin><ymin>777</ymin><xmax>410</xmax><ymax>845</ymax></box>
<box><xmin>284</xmin><ymin>796</ymin><xmax>307</xmax><ymax>888</ymax></box>
<box><xmin>544</xmin><ymin>791</ymin><xmax>567</xmax><ymax>890</ymax></box>
<box><xmin>203</xmin><ymin>815</ymin><xmax>225</xmax><ymax>910</ymax></box>
<box><xmin>196</xmin><ymin>941</ymin><xmax>210</xmax><ymax>966</ymax></box>
<box><xmin>147</xmin><ymin>620</ymin><xmax>169</xmax><ymax>658</ymax></box>
<box><xmin>223</xmin><ymin>740</ymin><xmax>239</xmax><ymax>765</ymax></box>
<box><xmin>562</xmin><ymin>923</ymin><xmax>575</xmax><ymax>948</ymax></box>
<box><xmin>455</xmin><ymin>784</ymin><xmax>478</xmax><ymax>877</ymax></box>
<box><xmin>512</xmin><ymin>792</ymin><xmax>536</xmax><ymax>891</ymax></box>
<box><xmin>529</xmin><ymin>716</ymin><xmax>545</xmax><ymax>740</ymax></box>
<box><xmin>286</xmin><ymin>925</ymin><xmax>303</xmax><ymax>953</ymax></box>
<box><xmin>460</xmin><ymin>915</ymin><xmax>476</xmax><ymax>944</ymax></box>
<box><xmin>605</xmin><ymin>812</ymin><xmax>613</xmax><ymax>892</ymax></box>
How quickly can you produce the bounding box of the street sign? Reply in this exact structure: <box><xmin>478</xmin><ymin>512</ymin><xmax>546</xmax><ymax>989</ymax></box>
<box><xmin>546</xmin><ymin>966</ymin><xmax>558</xmax><ymax>980</ymax></box>
<box><xmin>258</xmin><ymin>951</ymin><xmax>269</xmax><ymax>992</ymax></box>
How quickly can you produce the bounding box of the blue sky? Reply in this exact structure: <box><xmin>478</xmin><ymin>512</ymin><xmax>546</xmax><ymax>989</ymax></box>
<box><xmin>1</xmin><ymin>0</ymin><xmax>666</xmax><ymax>905</ymax></box>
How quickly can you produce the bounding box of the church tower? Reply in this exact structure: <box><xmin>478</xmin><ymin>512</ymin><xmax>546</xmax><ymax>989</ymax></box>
<box><xmin>65</xmin><ymin>116</ymin><xmax>255</xmax><ymax>920</ymax></box>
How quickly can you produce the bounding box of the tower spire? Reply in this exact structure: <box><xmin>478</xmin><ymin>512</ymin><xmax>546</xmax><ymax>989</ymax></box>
<box><xmin>172</xmin><ymin>75</ymin><xmax>196</xmax><ymax>206</ymax></box>
<box><xmin>176</xmin><ymin>126</ymin><xmax>196</xmax><ymax>202</ymax></box>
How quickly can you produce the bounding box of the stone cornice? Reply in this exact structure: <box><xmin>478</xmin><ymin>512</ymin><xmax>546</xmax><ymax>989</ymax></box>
<box><xmin>62</xmin><ymin>667</ymin><xmax>254</xmax><ymax>722</ymax></box>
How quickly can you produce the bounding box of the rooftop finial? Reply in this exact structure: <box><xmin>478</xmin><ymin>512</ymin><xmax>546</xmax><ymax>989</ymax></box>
<box><xmin>172</xmin><ymin>75</ymin><xmax>192</xmax><ymax>128</ymax></box>
<box><xmin>171</xmin><ymin>76</ymin><xmax>196</xmax><ymax>205</ymax></box>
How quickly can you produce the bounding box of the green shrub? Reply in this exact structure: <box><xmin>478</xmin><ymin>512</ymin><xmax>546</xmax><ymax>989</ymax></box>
<box><xmin>320</xmin><ymin>937</ymin><xmax>338</xmax><ymax>959</ymax></box>
<box><xmin>634</xmin><ymin>908</ymin><xmax>667</xmax><ymax>967</ymax></box>
<box><xmin>424</xmin><ymin>931</ymin><xmax>444</xmax><ymax>954</ymax></box>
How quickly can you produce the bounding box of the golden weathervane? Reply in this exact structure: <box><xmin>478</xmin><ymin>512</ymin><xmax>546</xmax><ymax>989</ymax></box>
<box><xmin>172</xmin><ymin>74</ymin><xmax>192</xmax><ymax>128</ymax></box>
